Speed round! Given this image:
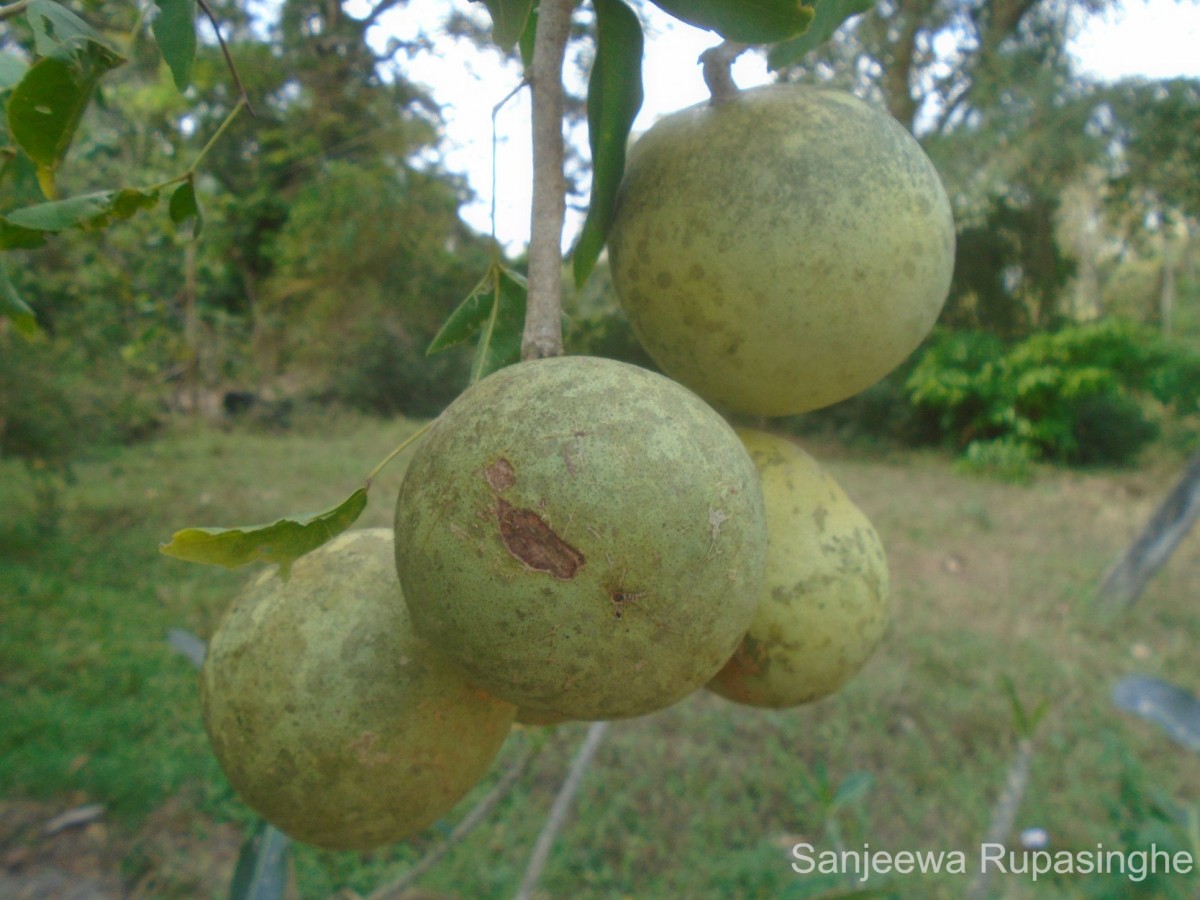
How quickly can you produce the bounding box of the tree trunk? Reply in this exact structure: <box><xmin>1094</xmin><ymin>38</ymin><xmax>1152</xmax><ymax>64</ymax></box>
<box><xmin>1159</xmin><ymin>227</ymin><xmax>1177</xmax><ymax>337</ymax></box>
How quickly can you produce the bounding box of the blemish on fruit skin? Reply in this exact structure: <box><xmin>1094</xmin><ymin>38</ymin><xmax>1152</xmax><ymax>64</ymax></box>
<box><xmin>483</xmin><ymin>458</ymin><xmax>516</xmax><ymax>492</ymax></box>
<box><xmin>495</xmin><ymin>498</ymin><xmax>585</xmax><ymax>579</ymax></box>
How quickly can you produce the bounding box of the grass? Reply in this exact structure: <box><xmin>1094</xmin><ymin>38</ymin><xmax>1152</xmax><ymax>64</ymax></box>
<box><xmin>2</xmin><ymin>415</ymin><xmax>1199</xmax><ymax>898</ymax></box>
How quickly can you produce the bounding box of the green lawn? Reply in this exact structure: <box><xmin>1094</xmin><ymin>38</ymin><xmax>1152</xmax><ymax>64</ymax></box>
<box><xmin>2</xmin><ymin>415</ymin><xmax>1198</xmax><ymax>899</ymax></box>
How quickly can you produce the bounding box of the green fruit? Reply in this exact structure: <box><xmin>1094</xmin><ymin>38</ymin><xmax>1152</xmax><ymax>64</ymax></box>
<box><xmin>200</xmin><ymin>529</ymin><xmax>515</xmax><ymax>850</ymax></box>
<box><xmin>708</xmin><ymin>430</ymin><xmax>890</xmax><ymax>708</ymax></box>
<box><xmin>608</xmin><ymin>84</ymin><xmax>955</xmax><ymax>416</ymax></box>
<box><xmin>393</xmin><ymin>356</ymin><xmax>767</xmax><ymax>721</ymax></box>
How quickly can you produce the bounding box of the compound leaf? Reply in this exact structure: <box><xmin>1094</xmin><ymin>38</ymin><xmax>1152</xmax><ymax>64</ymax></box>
<box><xmin>159</xmin><ymin>488</ymin><xmax>369</xmax><ymax>578</ymax></box>
<box><xmin>428</xmin><ymin>262</ymin><xmax>526</xmax><ymax>383</ymax></box>
<box><xmin>470</xmin><ymin>266</ymin><xmax>526</xmax><ymax>382</ymax></box>
<box><xmin>573</xmin><ymin>0</ymin><xmax>643</xmax><ymax>288</ymax></box>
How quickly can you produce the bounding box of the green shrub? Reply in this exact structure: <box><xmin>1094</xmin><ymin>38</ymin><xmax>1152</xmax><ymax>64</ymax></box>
<box><xmin>0</xmin><ymin>332</ymin><xmax>162</xmax><ymax>532</ymax></box>
<box><xmin>320</xmin><ymin>323</ymin><xmax>471</xmax><ymax>419</ymax></box>
<box><xmin>904</xmin><ymin>320</ymin><xmax>1198</xmax><ymax>467</ymax></box>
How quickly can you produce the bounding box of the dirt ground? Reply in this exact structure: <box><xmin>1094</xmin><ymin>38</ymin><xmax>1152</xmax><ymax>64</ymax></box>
<box><xmin>0</xmin><ymin>795</ymin><xmax>243</xmax><ymax>899</ymax></box>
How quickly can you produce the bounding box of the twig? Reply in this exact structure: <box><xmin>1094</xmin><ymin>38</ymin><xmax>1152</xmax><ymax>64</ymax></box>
<box><xmin>965</xmin><ymin>735</ymin><xmax>1036</xmax><ymax>900</ymax></box>
<box><xmin>521</xmin><ymin>0</ymin><xmax>575</xmax><ymax>360</ymax></box>
<box><xmin>187</xmin><ymin>97</ymin><xmax>247</xmax><ymax>173</ymax></box>
<box><xmin>514</xmin><ymin>721</ymin><xmax>609</xmax><ymax>900</ymax></box>
<box><xmin>0</xmin><ymin>0</ymin><xmax>29</xmax><ymax>22</ymax></box>
<box><xmin>365</xmin><ymin>739</ymin><xmax>539</xmax><ymax>900</ymax></box>
<box><xmin>196</xmin><ymin>0</ymin><xmax>257</xmax><ymax>118</ymax></box>
<box><xmin>700</xmin><ymin>41</ymin><xmax>750</xmax><ymax>105</ymax></box>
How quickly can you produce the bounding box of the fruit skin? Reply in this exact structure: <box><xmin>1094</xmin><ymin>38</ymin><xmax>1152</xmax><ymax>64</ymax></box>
<box><xmin>200</xmin><ymin>529</ymin><xmax>515</xmax><ymax>851</ymax></box>
<box><xmin>393</xmin><ymin>356</ymin><xmax>767</xmax><ymax>721</ymax></box>
<box><xmin>608</xmin><ymin>84</ymin><xmax>955</xmax><ymax>417</ymax></box>
<box><xmin>707</xmin><ymin>430</ymin><xmax>890</xmax><ymax>708</ymax></box>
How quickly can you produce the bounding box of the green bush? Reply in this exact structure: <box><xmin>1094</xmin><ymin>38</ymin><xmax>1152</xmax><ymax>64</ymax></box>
<box><xmin>903</xmin><ymin>320</ymin><xmax>1198</xmax><ymax>466</ymax></box>
<box><xmin>0</xmin><ymin>332</ymin><xmax>162</xmax><ymax>532</ymax></box>
<box><xmin>320</xmin><ymin>322</ymin><xmax>471</xmax><ymax>418</ymax></box>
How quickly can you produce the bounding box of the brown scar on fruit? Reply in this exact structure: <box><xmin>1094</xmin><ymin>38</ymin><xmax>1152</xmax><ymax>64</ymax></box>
<box><xmin>495</xmin><ymin>498</ymin><xmax>585</xmax><ymax>579</ymax></box>
<box><xmin>608</xmin><ymin>586</ymin><xmax>681</xmax><ymax>634</ymax></box>
<box><xmin>483</xmin><ymin>458</ymin><xmax>516</xmax><ymax>492</ymax></box>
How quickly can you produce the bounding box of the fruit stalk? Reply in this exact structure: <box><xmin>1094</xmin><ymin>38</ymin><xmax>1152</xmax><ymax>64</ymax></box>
<box><xmin>699</xmin><ymin>41</ymin><xmax>749</xmax><ymax>104</ymax></box>
<box><xmin>523</xmin><ymin>0</ymin><xmax>576</xmax><ymax>360</ymax></box>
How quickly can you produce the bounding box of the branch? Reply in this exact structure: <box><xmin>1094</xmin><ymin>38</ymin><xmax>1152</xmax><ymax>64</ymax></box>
<box><xmin>360</xmin><ymin>0</ymin><xmax>407</xmax><ymax>31</ymax></box>
<box><xmin>965</xmin><ymin>736</ymin><xmax>1037</xmax><ymax>900</ymax></box>
<box><xmin>699</xmin><ymin>41</ymin><xmax>749</xmax><ymax>105</ymax></box>
<box><xmin>514</xmin><ymin>721</ymin><xmax>609</xmax><ymax>899</ymax></box>
<box><xmin>1096</xmin><ymin>451</ymin><xmax>1200</xmax><ymax>615</ymax></box>
<box><xmin>196</xmin><ymin>0</ymin><xmax>257</xmax><ymax>118</ymax></box>
<box><xmin>521</xmin><ymin>0</ymin><xmax>575</xmax><ymax>360</ymax></box>
<box><xmin>365</xmin><ymin>738</ymin><xmax>539</xmax><ymax>900</ymax></box>
<box><xmin>0</xmin><ymin>0</ymin><xmax>29</xmax><ymax>22</ymax></box>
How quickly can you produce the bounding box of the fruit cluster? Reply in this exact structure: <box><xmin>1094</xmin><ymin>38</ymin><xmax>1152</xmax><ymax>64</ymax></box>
<box><xmin>200</xmin><ymin>84</ymin><xmax>953</xmax><ymax>850</ymax></box>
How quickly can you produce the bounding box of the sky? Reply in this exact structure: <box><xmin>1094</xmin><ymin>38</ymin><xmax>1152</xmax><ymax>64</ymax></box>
<box><xmin>355</xmin><ymin>0</ymin><xmax>1200</xmax><ymax>251</ymax></box>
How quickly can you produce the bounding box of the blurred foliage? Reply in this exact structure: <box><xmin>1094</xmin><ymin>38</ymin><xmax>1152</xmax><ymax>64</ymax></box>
<box><xmin>904</xmin><ymin>320</ymin><xmax>1199</xmax><ymax>466</ymax></box>
<box><xmin>944</xmin><ymin>193</ymin><xmax>1077</xmax><ymax>336</ymax></box>
<box><xmin>787</xmin><ymin>319</ymin><xmax>1200</xmax><ymax>470</ymax></box>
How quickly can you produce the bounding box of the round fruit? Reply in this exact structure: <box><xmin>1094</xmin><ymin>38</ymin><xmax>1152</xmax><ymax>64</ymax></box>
<box><xmin>200</xmin><ymin>529</ymin><xmax>515</xmax><ymax>850</ymax></box>
<box><xmin>707</xmin><ymin>430</ymin><xmax>890</xmax><ymax>708</ymax></box>
<box><xmin>608</xmin><ymin>84</ymin><xmax>955</xmax><ymax>417</ymax></box>
<box><xmin>393</xmin><ymin>356</ymin><xmax>767</xmax><ymax>721</ymax></box>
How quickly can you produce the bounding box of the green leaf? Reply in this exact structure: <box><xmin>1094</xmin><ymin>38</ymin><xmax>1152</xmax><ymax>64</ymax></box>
<box><xmin>169</xmin><ymin>178</ymin><xmax>202</xmax><ymax>238</ymax></box>
<box><xmin>1113</xmin><ymin>675</ymin><xmax>1200</xmax><ymax>755</ymax></box>
<box><xmin>471</xmin><ymin>266</ymin><xmax>526</xmax><ymax>381</ymax></box>
<box><xmin>0</xmin><ymin>147</ymin><xmax>48</xmax><ymax>210</ymax></box>
<box><xmin>648</xmin><ymin>0</ymin><xmax>815</xmax><ymax>44</ymax></box>
<box><xmin>428</xmin><ymin>263</ymin><xmax>526</xmax><ymax>384</ymax></box>
<box><xmin>0</xmin><ymin>260</ymin><xmax>38</xmax><ymax>336</ymax></box>
<box><xmin>480</xmin><ymin>0</ymin><xmax>534</xmax><ymax>51</ymax></box>
<box><xmin>0</xmin><ymin>53</ymin><xmax>26</xmax><ymax>91</ymax></box>
<box><xmin>4</xmin><ymin>187</ymin><xmax>160</xmax><ymax>233</ymax></box>
<box><xmin>7</xmin><ymin>57</ymin><xmax>95</xmax><ymax>174</ymax></box>
<box><xmin>159</xmin><ymin>487</ymin><xmax>369</xmax><ymax>577</ymax></box>
<box><xmin>0</xmin><ymin>219</ymin><xmax>47</xmax><ymax>250</ymax></box>
<box><xmin>5</xmin><ymin>5</ymin><xmax>124</xmax><ymax>190</ymax></box>
<box><xmin>229</xmin><ymin>821</ymin><xmax>291</xmax><ymax>900</ymax></box>
<box><xmin>26</xmin><ymin>0</ymin><xmax>123</xmax><ymax>64</ymax></box>
<box><xmin>153</xmin><ymin>0</ymin><xmax>198</xmax><ymax>91</ymax></box>
<box><xmin>573</xmin><ymin>0</ymin><xmax>643</xmax><ymax>289</ymax></box>
<box><xmin>768</xmin><ymin>0</ymin><xmax>873</xmax><ymax>70</ymax></box>
<box><xmin>428</xmin><ymin>269</ymin><xmax>495</xmax><ymax>353</ymax></box>
<box><xmin>829</xmin><ymin>771</ymin><xmax>873</xmax><ymax>814</ymax></box>
<box><xmin>518</xmin><ymin>6</ymin><xmax>538</xmax><ymax>70</ymax></box>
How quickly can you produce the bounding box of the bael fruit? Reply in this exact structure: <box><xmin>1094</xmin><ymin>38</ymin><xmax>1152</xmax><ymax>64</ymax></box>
<box><xmin>393</xmin><ymin>356</ymin><xmax>767</xmax><ymax>721</ymax></box>
<box><xmin>708</xmin><ymin>429</ymin><xmax>890</xmax><ymax>708</ymax></box>
<box><xmin>608</xmin><ymin>84</ymin><xmax>955</xmax><ymax>417</ymax></box>
<box><xmin>200</xmin><ymin>529</ymin><xmax>515</xmax><ymax>851</ymax></box>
